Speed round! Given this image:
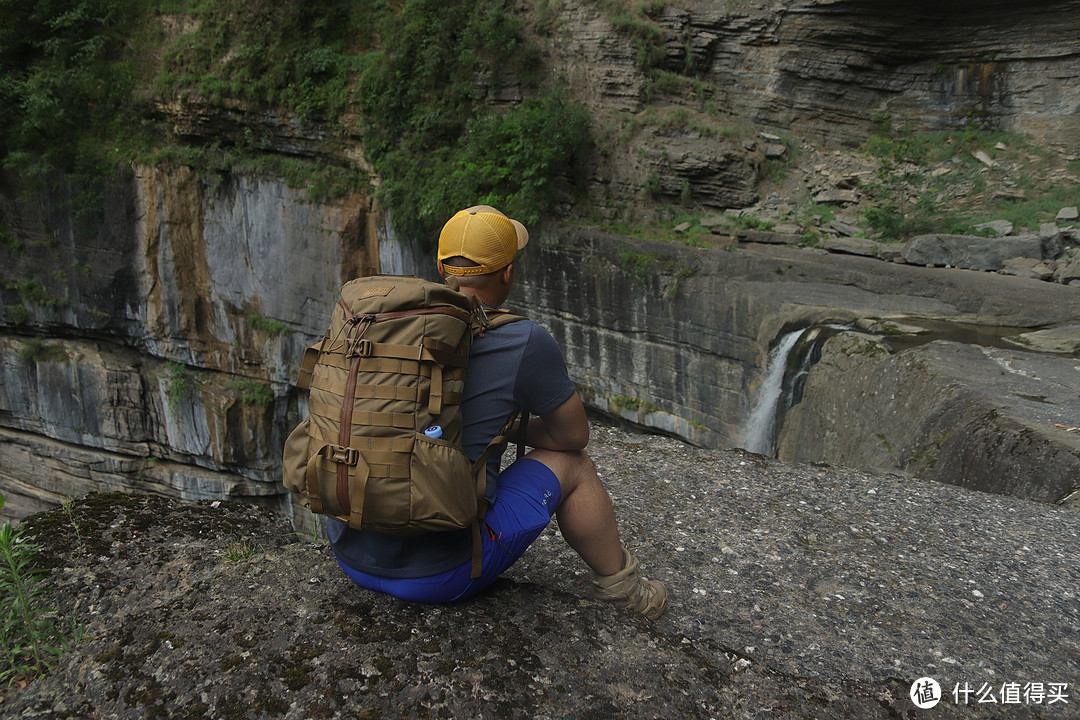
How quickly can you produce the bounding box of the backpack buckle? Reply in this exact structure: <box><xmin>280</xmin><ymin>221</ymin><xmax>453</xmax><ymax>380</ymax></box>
<box><xmin>328</xmin><ymin>445</ymin><xmax>359</xmax><ymax>465</ymax></box>
<box><xmin>346</xmin><ymin>338</ymin><xmax>373</xmax><ymax>358</ymax></box>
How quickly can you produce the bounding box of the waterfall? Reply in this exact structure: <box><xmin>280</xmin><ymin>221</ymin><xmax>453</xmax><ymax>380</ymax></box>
<box><xmin>741</xmin><ymin>328</ymin><xmax>807</xmax><ymax>455</ymax></box>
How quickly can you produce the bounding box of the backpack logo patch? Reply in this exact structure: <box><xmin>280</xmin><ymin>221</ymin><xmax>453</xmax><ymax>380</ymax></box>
<box><xmin>360</xmin><ymin>285</ymin><xmax>394</xmax><ymax>299</ymax></box>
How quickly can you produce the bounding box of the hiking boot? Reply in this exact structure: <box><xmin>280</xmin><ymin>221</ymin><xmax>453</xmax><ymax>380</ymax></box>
<box><xmin>590</xmin><ymin>547</ymin><xmax>668</xmax><ymax>620</ymax></box>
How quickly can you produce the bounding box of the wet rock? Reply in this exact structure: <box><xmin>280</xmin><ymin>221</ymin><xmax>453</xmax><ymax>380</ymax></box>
<box><xmin>1004</xmin><ymin>324</ymin><xmax>1080</xmax><ymax>355</ymax></box>
<box><xmin>778</xmin><ymin>334</ymin><xmax>1080</xmax><ymax>506</ymax></box>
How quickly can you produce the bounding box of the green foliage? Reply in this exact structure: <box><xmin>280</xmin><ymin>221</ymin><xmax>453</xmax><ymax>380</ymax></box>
<box><xmin>247</xmin><ymin>314</ymin><xmax>288</xmax><ymax>337</ymax></box>
<box><xmin>59</xmin><ymin>498</ymin><xmax>85</xmax><ymax>558</ymax></box>
<box><xmin>18</xmin><ymin>338</ymin><xmax>69</xmax><ymax>364</ymax></box>
<box><xmin>223</xmin><ymin>538</ymin><xmax>256</xmax><ymax>562</ymax></box>
<box><xmin>359</xmin><ymin>1</ymin><xmax>591</xmax><ymax>239</ymax></box>
<box><xmin>6</xmin><ymin>281</ymin><xmax>60</xmax><ymax>308</ymax></box>
<box><xmin>375</xmin><ymin>88</ymin><xmax>592</xmax><ymax>240</ymax></box>
<box><xmin>602</xmin><ymin>1</ymin><xmax>666</xmax><ymax>70</ymax></box>
<box><xmin>156</xmin><ymin>0</ymin><xmax>372</xmax><ymax>121</ymax></box>
<box><xmin>2</xmin><ymin>0</ymin><xmax>594</xmax><ymax>239</ymax></box>
<box><xmin>860</xmin><ymin>119</ymin><xmax>1035</xmax><ymax>239</ymax></box>
<box><xmin>989</xmin><ymin>180</ymin><xmax>1079</xmax><ymax>231</ymax></box>
<box><xmin>618</xmin><ymin>251</ymin><xmax>654</xmax><ymax>278</ymax></box>
<box><xmin>864</xmin><ymin>118</ymin><xmax>1015</xmax><ymax>169</ymax></box>
<box><xmin>166</xmin><ymin>360</ymin><xmax>192</xmax><ymax>404</ymax></box>
<box><xmin>6</xmin><ymin>305</ymin><xmax>31</xmax><ymax>325</ymax></box>
<box><xmin>611</xmin><ymin>394</ymin><xmax>658</xmax><ymax>414</ymax></box>
<box><xmin>0</xmin><ymin>493</ymin><xmax>71</xmax><ymax>686</ymax></box>
<box><xmin>731</xmin><ymin>215</ymin><xmax>774</xmax><ymax>232</ymax></box>
<box><xmin>0</xmin><ymin>0</ymin><xmax>149</xmax><ymax>199</ymax></box>
<box><xmin>230</xmin><ymin>379</ymin><xmax>274</xmax><ymax>405</ymax></box>
<box><xmin>0</xmin><ymin>226</ymin><xmax>21</xmax><ymax>252</ymax></box>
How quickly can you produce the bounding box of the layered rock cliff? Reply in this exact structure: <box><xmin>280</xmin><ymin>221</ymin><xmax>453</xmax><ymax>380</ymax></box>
<box><xmin>556</xmin><ymin>0</ymin><xmax>1080</xmax><ymax>215</ymax></box>
<box><xmin>3</xmin><ymin>0</ymin><xmax>1080</xmax><ymax>525</ymax></box>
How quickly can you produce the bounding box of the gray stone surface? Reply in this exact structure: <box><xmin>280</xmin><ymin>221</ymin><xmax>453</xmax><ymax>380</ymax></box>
<box><xmin>4</xmin><ymin>421</ymin><xmax>1078</xmax><ymax>719</ymax></box>
<box><xmin>778</xmin><ymin>335</ymin><xmax>1080</xmax><ymax>506</ymax></box>
<box><xmin>1006</xmin><ymin>324</ymin><xmax>1080</xmax><ymax>355</ymax></box>
<box><xmin>821</xmin><ymin>236</ymin><xmax>886</xmax><ymax>257</ymax></box>
<box><xmin>903</xmin><ymin>233</ymin><xmax>1048</xmax><ymax>270</ymax></box>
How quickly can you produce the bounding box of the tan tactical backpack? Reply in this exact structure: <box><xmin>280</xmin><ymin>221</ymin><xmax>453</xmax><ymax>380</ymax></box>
<box><xmin>282</xmin><ymin>275</ymin><xmax>523</xmax><ymax>577</ymax></box>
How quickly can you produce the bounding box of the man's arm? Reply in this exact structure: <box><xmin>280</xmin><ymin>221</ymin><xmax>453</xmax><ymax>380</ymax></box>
<box><xmin>517</xmin><ymin>392</ymin><xmax>590</xmax><ymax>451</ymax></box>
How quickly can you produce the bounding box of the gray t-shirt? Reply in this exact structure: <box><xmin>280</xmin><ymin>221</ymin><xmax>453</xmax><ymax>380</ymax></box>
<box><xmin>327</xmin><ymin>318</ymin><xmax>576</xmax><ymax>577</ymax></box>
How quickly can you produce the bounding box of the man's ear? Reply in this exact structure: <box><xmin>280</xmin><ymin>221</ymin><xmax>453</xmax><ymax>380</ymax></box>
<box><xmin>500</xmin><ymin>262</ymin><xmax>515</xmax><ymax>285</ymax></box>
<box><xmin>437</xmin><ymin>262</ymin><xmax>447</xmax><ymax>279</ymax></box>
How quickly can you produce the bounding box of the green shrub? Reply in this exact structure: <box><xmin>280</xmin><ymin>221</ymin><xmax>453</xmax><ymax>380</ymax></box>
<box><xmin>357</xmin><ymin>0</ymin><xmax>594</xmax><ymax>239</ymax></box>
<box><xmin>166</xmin><ymin>360</ymin><xmax>192</xmax><ymax>404</ymax></box>
<box><xmin>248</xmin><ymin>314</ymin><xmax>288</xmax><ymax>337</ymax></box>
<box><xmin>230</xmin><ymin>379</ymin><xmax>274</xmax><ymax>405</ymax></box>
<box><xmin>18</xmin><ymin>338</ymin><xmax>69</xmax><ymax>364</ymax></box>
<box><xmin>7</xmin><ymin>281</ymin><xmax>60</xmax><ymax>308</ymax></box>
<box><xmin>0</xmin><ymin>0</ymin><xmax>148</xmax><ymax>207</ymax></box>
<box><xmin>0</xmin><ymin>493</ymin><xmax>71</xmax><ymax>686</ymax></box>
<box><xmin>618</xmin><ymin>252</ymin><xmax>654</xmax><ymax>278</ymax></box>
<box><xmin>7</xmin><ymin>305</ymin><xmax>31</xmax><ymax>326</ymax></box>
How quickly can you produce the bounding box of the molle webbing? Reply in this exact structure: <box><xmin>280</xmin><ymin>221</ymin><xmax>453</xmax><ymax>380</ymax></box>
<box><xmin>282</xmin><ymin>275</ymin><xmax>527</xmax><ymax>579</ymax></box>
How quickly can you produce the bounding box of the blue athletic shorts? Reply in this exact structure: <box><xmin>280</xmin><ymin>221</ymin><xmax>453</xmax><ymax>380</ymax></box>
<box><xmin>333</xmin><ymin>457</ymin><xmax>561</xmax><ymax>603</ymax></box>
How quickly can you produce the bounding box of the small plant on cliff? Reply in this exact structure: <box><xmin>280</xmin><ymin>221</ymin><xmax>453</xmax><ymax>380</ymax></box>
<box><xmin>18</xmin><ymin>338</ymin><xmax>69</xmax><ymax>364</ymax></box>
<box><xmin>0</xmin><ymin>494</ymin><xmax>70</xmax><ymax>686</ymax></box>
<box><xmin>59</xmin><ymin>498</ymin><xmax>85</xmax><ymax>558</ymax></box>
<box><xmin>248</xmin><ymin>314</ymin><xmax>288</xmax><ymax>337</ymax></box>
<box><xmin>611</xmin><ymin>394</ymin><xmax>658</xmax><ymax>414</ymax></box>
<box><xmin>7</xmin><ymin>281</ymin><xmax>61</xmax><ymax>309</ymax></box>
<box><xmin>231</xmin><ymin>379</ymin><xmax>275</xmax><ymax>406</ymax></box>
<box><xmin>166</xmin><ymin>361</ymin><xmax>193</xmax><ymax>405</ymax></box>
<box><xmin>619</xmin><ymin>251</ymin><xmax>655</xmax><ymax>278</ymax></box>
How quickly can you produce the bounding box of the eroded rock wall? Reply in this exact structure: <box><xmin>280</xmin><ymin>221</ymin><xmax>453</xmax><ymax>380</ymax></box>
<box><xmin>4</xmin><ymin>0</ymin><xmax>1080</xmax><ymax>521</ymax></box>
<box><xmin>544</xmin><ymin>0</ymin><xmax>1080</xmax><ymax>216</ymax></box>
<box><xmin>0</xmin><ymin>167</ymin><xmax>378</xmax><ymax>522</ymax></box>
<box><xmin>777</xmin><ymin>333</ymin><xmax>1080</xmax><ymax>504</ymax></box>
<box><xmin>512</xmin><ymin>228</ymin><xmax>1080</xmax><ymax>456</ymax></box>
<box><xmin>4</xmin><ymin>171</ymin><xmax>1080</xmax><ymax>521</ymax></box>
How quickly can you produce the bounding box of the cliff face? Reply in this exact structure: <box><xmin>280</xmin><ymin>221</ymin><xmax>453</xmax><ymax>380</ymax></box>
<box><xmin>557</xmin><ymin>0</ymin><xmax>1080</xmax><ymax>213</ymax></box>
<box><xmin>0</xmin><ymin>167</ymin><xmax>378</xmax><ymax>523</ymax></box>
<box><xmin>3</xmin><ymin>0</ymin><xmax>1080</xmax><ymax>523</ymax></box>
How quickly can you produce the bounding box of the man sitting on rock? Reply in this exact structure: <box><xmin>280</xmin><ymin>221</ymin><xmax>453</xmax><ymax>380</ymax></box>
<box><xmin>326</xmin><ymin>205</ymin><xmax>667</xmax><ymax>619</ymax></box>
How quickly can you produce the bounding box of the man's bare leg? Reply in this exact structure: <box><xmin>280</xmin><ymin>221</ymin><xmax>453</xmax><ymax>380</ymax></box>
<box><xmin>526</xmin><ymin>448</ymin><xmax>624</xmax><ymax>576</ymax></box>
<box><xmin>526</xmin><ymin>447</ymin><xmax>668</xmax><ymax>619</ymax></box>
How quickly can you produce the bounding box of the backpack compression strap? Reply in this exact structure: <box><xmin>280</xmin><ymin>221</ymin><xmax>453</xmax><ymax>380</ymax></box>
<box><xmin>328</xmin><ymin>299</ymin><xmax>474</xmax><ymax>523</ymax></box>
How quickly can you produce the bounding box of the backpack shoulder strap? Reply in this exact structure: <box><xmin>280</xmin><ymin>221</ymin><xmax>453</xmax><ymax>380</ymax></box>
<box><xmin>476</xmin><ymin>306</ymin><xmax>526</xmax><ymax>337</ymax></box>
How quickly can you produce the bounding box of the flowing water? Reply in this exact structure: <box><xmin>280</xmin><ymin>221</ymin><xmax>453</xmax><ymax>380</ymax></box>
<box><xmin>740</xmin><ymin>328</ymin><xmax>807</xmax><ymax>455</ymax></box>
<box><xmin>739</xmin><ymin>319</ymin><xmax>1044</xmax><ymax>457</ymax></box>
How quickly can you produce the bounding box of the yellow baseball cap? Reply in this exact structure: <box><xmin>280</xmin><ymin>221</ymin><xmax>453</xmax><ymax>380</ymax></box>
<box><xmin>437</xmin><ymin>205</ymin><xmax>529</xmax><ymax>276</ymax></box>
